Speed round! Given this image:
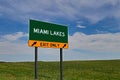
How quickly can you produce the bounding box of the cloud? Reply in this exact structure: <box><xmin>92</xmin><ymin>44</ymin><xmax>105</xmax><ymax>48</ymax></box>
<box><xmin>0</xmin><ymin>0</ymin><xmax>120</xmax><ymax>23</ymax></box>
<box><xmin>0</xmin><ymin>31</ymin><xmax>120</xmax><ymax>61</ymax></box>
<box><xmin>96</xmin><ymin>29</ymin><xmax>109</xmax><ymax>34</ymax></box>
<box><xmin>77</xmin><ymin>24</ymin><xmax>86</xmax><ymax>28</ymax></box>
<box><xmin>0</xmin><ymin>41</ymin><xmax>32</xmax><ymax>54</ymax></box>
<box><xmin>2</xmin><ymin>32</ymin><xmax>28</xmax><ymax>41</ymax></box>
<box><xmin>69</xmin><ymin>32</ymin><xmax>120</xmax><ymax>53</ymax></box>
<box><xmin>1</xmin><ymin>31</ymin><xmax>120</xmax><ymax>54</ymax></box>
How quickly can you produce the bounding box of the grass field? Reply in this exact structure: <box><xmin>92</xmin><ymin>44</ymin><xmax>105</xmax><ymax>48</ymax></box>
<box><xmin>0</xmin><ymin>60</ymin><xmax>120</xmax><ymax>80</ymax></box>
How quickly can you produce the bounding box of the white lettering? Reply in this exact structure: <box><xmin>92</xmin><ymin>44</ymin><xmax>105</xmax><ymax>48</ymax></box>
<box><xmin>33</xmin><ymin>28</ymin><xmax>49</xmax><ymax>35</ymax></box>
<box><xmin>33</xmin><ymin>28</ymin><xmax>65</xmax><ymax>37</ymax></box>
<box><xmin>33</xmin><ymin>28</ymin><xmax>39</xmax><ymax>33</ymax></box>
<box><xmin>39</xmin><ymin>29</ymin><xmax>49</xmax><ymax>35</ymax></box>
<box><xmin>50</xmin><ymin>30</ymin><xmax>65</xmax><ymax>37</ymax></box>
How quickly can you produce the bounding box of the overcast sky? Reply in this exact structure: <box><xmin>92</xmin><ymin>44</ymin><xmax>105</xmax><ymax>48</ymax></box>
<box><xmin>0</xmin><ymin>0</ymin><xmax>120</xmax><ymax>62</ymax></box>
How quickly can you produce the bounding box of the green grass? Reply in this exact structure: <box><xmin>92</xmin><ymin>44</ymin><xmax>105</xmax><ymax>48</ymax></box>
<box><xmin>0</xmin><ymin>60</ymin><xmax>120</xmax><ymax>80</ymax></box>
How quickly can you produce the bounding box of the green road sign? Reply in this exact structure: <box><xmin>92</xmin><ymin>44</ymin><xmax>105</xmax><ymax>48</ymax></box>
<box><xmin>28</xmin><ymin>19</ymin><xmax>68</xmax><ymax>48</ymax></box>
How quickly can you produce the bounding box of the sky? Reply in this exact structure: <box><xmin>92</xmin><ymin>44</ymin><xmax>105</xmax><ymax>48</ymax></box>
<box><xmin>0</xmin><ymin>0</ymin><xmax>120</xmax><ymax>62</ymax></box>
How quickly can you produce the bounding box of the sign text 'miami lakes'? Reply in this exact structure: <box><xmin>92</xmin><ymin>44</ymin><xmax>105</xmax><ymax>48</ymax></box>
<box><xmin>33</xmin><ymin>28</ymin><xmax>65</xmax><ymax>37</ymax></box>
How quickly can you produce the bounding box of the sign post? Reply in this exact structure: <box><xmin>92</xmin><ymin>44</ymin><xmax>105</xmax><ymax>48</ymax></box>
<box><xmin>35</xmin><ymin>47</ymin><xmax>38</xmax><ymax>80</ymax></box>
<box><xmin>60</xmin><ymin>48</ymin><xmax>63</xmax><ymax>80</ymax></box>
<box><xmin>28</xmin><ymin>19</ymin><xmax>68</xmax><ymax>80</ymax></box>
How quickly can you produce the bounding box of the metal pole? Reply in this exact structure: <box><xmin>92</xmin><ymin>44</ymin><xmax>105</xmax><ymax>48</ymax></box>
<box><xmin>60</xmin><ymin>48</ymin><xmax>63</xmax><ymax>80</ymax></box>
<box><xmin>35</xmin><ymin>47</ymin><xmax>38</xmax><ymax>80</ymax></box>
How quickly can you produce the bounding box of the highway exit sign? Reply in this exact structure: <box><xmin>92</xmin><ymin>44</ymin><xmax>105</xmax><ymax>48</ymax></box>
<box><xmin>28</xmin><ymin>19</ymin><xmax>68</xmax><ymax>49</ymax></box>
